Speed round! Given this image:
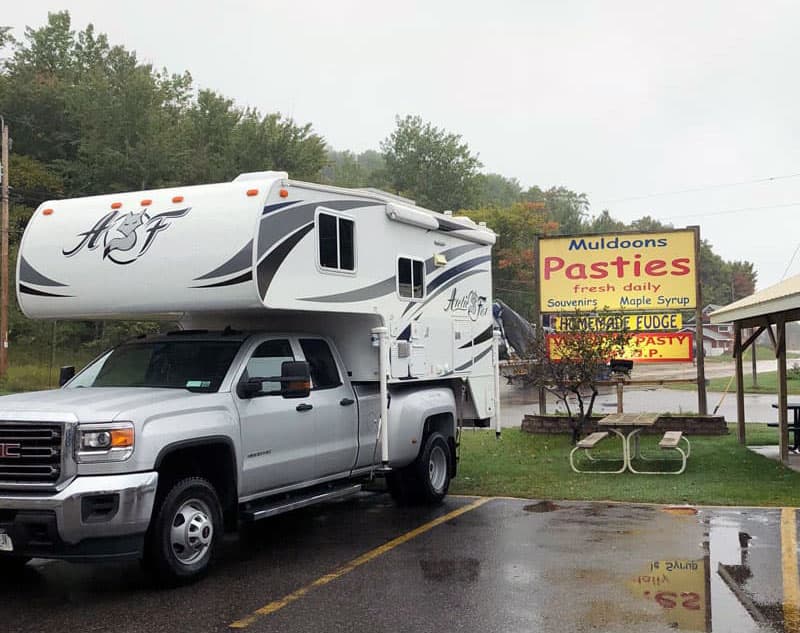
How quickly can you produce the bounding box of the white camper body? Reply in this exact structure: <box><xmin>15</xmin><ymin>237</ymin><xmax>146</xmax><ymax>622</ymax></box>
<box><xmin>18</xmin><ymin>171</ymin><xmax>497</xmax><ymax>422</ymax></box>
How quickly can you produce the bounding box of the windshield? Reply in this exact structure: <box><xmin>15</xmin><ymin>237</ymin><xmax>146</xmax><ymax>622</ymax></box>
<box><xmin>68</xmin><ymin>340</ymin><xmax>243</xmax><ymax>392</ymax></box>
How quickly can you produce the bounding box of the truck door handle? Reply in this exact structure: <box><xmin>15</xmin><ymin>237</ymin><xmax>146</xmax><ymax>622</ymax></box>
<box><xmin>296</xmin><ymin>403</ymin><xmax>313</xmax><ymax>412</ymax></box>
<box><xmin>340</xmin><ymin>398</ymin><xmax>355</xmax><ymax>406</ymax></box>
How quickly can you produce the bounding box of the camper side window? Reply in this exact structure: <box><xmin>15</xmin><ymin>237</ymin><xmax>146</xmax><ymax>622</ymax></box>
<box><xmin>317</xmin><ymin>210</ymin><xmax>355</xmax><ymax>272</ymax></box>
<box><xmin>242</xmin><ymin>339</ymin><xmax>295</xmax><ymax>396</ymax></box>
<box><xmin>397</xmin><ymin>257</ymin><xmax>425</xmax><ymax>300</ymax></box>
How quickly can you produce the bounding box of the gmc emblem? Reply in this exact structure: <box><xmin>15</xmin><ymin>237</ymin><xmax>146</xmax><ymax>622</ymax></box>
<box><xmin>0</xmin><ymin>443</ymin><xmax>21</xmax><ymax>458</ymax></box>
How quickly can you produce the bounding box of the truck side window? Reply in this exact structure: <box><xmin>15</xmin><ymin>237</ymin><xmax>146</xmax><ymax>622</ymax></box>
<box><xmin>317</xmin><ymin>210</ymin><xmax>355</xmax><ymax>272</ymax></box>
<box><xmin>397</xmin><ymin>257</ymin><xmax>425</xmax><ymax>300</ymax></box>
<box><xmin>243</xmin><ymin>339</ymin><xmax>295</xmax><ymax>396</ymax></box>
<box><xmin>299</xmin><ymin>338</ymin><xmax>341</xmax><ymax>390</ymax></box>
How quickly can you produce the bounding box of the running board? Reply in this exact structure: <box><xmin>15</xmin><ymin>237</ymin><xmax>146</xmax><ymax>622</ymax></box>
<box><xmin>241</xmin><ymin>483</ymin><xmax>363</xmax><ymax>522</ymax></box>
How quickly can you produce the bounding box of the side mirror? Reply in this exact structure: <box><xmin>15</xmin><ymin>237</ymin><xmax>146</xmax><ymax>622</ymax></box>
<box><xmin>236</xmin><ymin>379</ymin><xmax>263</xmax><ymax>399</ymax></box>
<box><xmin>59</xmin><ymin>366</ymin><xmax>76</xmax><ymax>387</ymax></box>
<box><xmin>280</xmin><ymin>361</ymin><xmax>311</xmax><ymax>399</ymax></box>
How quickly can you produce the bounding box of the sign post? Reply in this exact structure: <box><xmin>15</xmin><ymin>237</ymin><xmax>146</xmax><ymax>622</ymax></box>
<box><xmin>692</xmin><ymin>226</ymin><xmax>707</xmax><ymax>414</ymax></box>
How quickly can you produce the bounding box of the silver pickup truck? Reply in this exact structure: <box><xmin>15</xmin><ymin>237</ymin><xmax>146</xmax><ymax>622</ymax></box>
<box><xmin>0</xmin><ymin>330</ymin><xmax>459</xmax><ymax>583</ymax></box>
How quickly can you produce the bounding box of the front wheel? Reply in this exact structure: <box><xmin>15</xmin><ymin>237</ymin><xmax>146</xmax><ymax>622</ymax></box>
<box><xmin>387</xmin><ymin>432</ymin><xmax>452</xmax><ymax>505</ymax></box>
<box><xmin>143</xmin><ymin>477</ymin><xmax>222</xmax><ymax>585</ymax></box>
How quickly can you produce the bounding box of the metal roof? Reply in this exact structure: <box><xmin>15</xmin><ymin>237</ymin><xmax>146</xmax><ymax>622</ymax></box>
<box><xmin>709</xmin><ymin>273</ymin><xmax>800</xmax><ymax>326</ymax></box>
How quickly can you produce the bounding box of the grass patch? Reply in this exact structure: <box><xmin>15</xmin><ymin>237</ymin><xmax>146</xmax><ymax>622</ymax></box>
<box><xmin>668</xmin><ymin>371</ymin><xmax>800</xmax><ymax>394</ymax></box>
<box><xmin>738</xmin><ymin>423</ymin><xmax>779</xmax><ymax>446</ymax></box>
<box><xmin>0</xmin><ymin>351</ymin><xmax>98</xmax><ymax>393</ymax></box>
<box><xmin>452</xmin><ymin>428</ymin><xmax>800</xmax><ymax>506</ymax></box>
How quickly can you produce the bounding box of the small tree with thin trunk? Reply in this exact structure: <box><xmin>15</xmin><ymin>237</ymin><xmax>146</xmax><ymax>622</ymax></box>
<box><xmin>530</xmin><ymin>311</ymin><xmax>633</xmax><ymax>443</ymax></box>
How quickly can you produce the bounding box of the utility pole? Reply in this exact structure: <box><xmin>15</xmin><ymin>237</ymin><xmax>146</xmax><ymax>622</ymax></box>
<box><xmin>0</xmin><ymin>117</ymin><xmax>8</xmax><ymax>376</ymax></box>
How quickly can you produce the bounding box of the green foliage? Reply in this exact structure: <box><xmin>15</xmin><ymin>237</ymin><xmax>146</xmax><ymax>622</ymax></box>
<box><xmin>531</xmin><ymin>310</ymin><xmax>633</xmax><ymax>441</ymax></box>
<box><xmin>0</xmin><ymin>11</ymin><xmax>326</xmax><ymax>197</ymax></box>
<box><xmin>380</xmin><ymin>114</ymin><xmax>482</xmax><ymax>211</ymax></box>
<box><xmin>475</xmin><ymin>173</ymin><xmax>522</xmax><ymax>208</ymax></box>
<box><xmin>320</xmin><ymin>148</ymin><xmax>388</xmax><ymax>189</ymax></box>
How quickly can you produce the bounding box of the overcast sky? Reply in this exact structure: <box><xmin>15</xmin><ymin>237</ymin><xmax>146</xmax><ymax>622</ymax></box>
<box><xmin>4</xmin><ymin>1</ymin><xmax>800</xmax><ymax>291</ymax></box>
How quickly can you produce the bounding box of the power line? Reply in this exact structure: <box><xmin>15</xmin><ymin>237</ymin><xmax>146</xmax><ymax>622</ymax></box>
<box><xmin>597</xmin><ymin>172</ymin><xmax>800</xmax><ymax>204</ymax></box>
<box><xmin>657</xmin><ymin>200</ymin><xmax>800</xmax><ymax>221</ymax></box>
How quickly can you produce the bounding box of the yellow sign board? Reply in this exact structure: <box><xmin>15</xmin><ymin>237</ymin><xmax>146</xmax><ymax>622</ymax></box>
<box><xmin>547</xmin><ymin>331</ymin><xmax>693</xmax><ymax>362</ymax></box>
<box><xmin>628</xmin><ymin>559</ymin><xmax>708</xmax><ymax>631</ymax></box>
<box><xmin>539</xmin><ymin>230</ymin><xmax>697</xmax><ymax>313</ymax></box>
<box><xmin>551</xmin><ymin>313</ymin><xmax>683</xmax><ymax>332</ymax></box>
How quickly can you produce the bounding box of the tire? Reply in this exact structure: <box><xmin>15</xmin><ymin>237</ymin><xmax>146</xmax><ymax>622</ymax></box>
<box><xmin>144</xmin><ymin>477</ymin><xmax>223</xmax><ymax>585</ymax></box>
<box><xmin>387</xmin><ymin>432</ymin><xmax>452</xmax><ymax>505</ymax></box>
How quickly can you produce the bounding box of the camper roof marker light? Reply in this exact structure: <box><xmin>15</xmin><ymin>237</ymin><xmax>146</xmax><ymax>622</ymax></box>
<box><xmin>279</xmin><ymin>188</ymin><xmax>289</xmax><ymax>198</ymax></box>
<box><xmin>141</xmin><ymin>199</ymin><xmax>152</xmax><ymax>206</ymax></box>
<box><xmin>246</xmin><ymin>189</ymin><xmax>259</xmax><ymax>197</ymax></box>
<box><xmin>42</xmin><ymin>208</ymin><xmax>54</xmax><ymax>216</ymax></box>
<box><xmin>111</xmin><ymin>202</ymin><xmax>122</xmax><ymax>209</ymax></box>
<box><xmin>172</xmin><ymin>195</ymin><xmax>184</xmax><ymax>203</ymax></box>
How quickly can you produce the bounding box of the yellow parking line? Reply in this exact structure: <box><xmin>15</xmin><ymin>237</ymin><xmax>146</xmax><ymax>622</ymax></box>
<box><xmin>782</xmin><ymin>507</ymin><xmax>800</xmax><ymax>633</ymax></box>
<box><xmin>229</xmin><ymin>497</ymin><xmax>490</xmax><ymax>629</ymax></box>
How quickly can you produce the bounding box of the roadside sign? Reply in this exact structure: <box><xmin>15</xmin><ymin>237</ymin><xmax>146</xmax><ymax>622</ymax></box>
<box><xmin>547</xmin><ymin>331</ymin><xmax>693</xmax><ymax>362</ymax></box>
<box><xmin>539</xmin><ymin>230</ymin><xmax>697</xmax><ymax>313</ymax></box>
<box><xmin>551</xmin><ymin>313</ymin><xmax>683</xmax><ymax>332</ymax></box>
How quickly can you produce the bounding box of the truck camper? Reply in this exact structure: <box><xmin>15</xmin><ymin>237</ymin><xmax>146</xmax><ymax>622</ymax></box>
<box><xmin>0</xmin><ymin>171</ymin><xmax>498</xmax><ymax>582</ymax></box>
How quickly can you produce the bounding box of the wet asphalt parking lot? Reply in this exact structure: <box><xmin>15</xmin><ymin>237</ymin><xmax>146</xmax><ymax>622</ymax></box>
<box><xmin>1</xmin><ymin>492</ymin><xmax>798</xmax><ymax>633</ymax></box>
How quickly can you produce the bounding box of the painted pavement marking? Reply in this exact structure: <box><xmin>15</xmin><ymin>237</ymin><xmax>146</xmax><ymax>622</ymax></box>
<box><xmin>228</xmin><ymin>497</ymin><xmax>490</xmax><ymax>629</ymax></box>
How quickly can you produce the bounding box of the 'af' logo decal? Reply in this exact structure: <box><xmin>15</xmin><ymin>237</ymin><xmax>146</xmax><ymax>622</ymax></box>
<box><xmin>63</xmin><ymin>207</ymin><xmax>190</xmax><ymax>264</ymax></box>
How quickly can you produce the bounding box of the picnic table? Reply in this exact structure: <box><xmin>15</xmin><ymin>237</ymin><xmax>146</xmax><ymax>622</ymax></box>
<box><xmin>570</xmin><ymin>412</ymin><xmax>690</xmax><ymax>475</ymax></box>
<box><xmin>769</xmin><ymin>403</ymin><xmax>800</xmax><ymax>452</ymax></box>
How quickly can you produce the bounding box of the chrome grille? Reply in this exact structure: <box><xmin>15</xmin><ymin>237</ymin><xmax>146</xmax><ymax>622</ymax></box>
<box><xmin>0</xmin><ymin>423</ymin><xmax>62</xmax><ymax>483</ymax></box>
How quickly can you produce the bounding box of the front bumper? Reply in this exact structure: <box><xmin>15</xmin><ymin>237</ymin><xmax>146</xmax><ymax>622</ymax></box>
<box><xmin>0</xmin><ymin>472</ymin><xmax>158</xmax><ymax>560</ymax></box>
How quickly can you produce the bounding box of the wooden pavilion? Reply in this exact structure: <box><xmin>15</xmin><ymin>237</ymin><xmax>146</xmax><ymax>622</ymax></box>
<box><xmin>710</xmin><ymin>275</ymin><xmax>800</xmax><ymax>463</ymax></box>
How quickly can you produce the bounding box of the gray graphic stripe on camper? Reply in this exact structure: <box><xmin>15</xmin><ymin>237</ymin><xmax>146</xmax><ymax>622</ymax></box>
<box><xmin>19</xmin><ymin>256</ymin><xmax>68</xmax><ymax>287</ymax></box>
<box><xmin>459</xmin><ymin>324</ymin><xmax>494</xmax><ymax>349</ymax></box>
<box><xmin>193</xmin><ymin>270</ymin><xmax>253</xmax><ymax>289</ymax></box>
<box><xmin>257</xmin><ymin>223</ymin><xmax>315</xmax><ymax>300</ymax></box>
<box><xmin>455</xmin><ymin>345</ymin><xmax>492</xmax><ymax>372</ymax></box>
<box><xmin>425</xmin><ymin>244</ymin><xmax>482</xmax><ymax>273</ymax></box>
<box><xmin>402</xmin><ymin>268</ymin><xmax>487</xmax><ymax>319</ymax></box>
<box><xmin>262</xmin><ymin>200</ymin><xmax>300</xmax><ymax>215</ymax></box>
<box><xmin>19</xmin><ymin>284</ymin><xmax>72</xmax><ymax>298</ymax></box>
<box><xmin>194</xmin><ymin>240</ymin><xmax>253</xmax><ymax>281</ymax></box>
<box><xmin>299</xmin><ymin>276</ymin><xmax>396</xmax><ymax>303</ymax></box>
<box><xmin>427</xmin><ymin>255</ymin><xmax>492</xmax><ymax>293</ymax></box>
<box><xmin>257</xmin><ymin>199</ymin><xmax>377</xmax><ymax>262</ymax></box>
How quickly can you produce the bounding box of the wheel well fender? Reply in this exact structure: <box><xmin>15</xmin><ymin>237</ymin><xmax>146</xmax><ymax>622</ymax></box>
<box><xmin>154</xmin><ymin>437</ymin><xmax>238</xmax><ymax>531</ymax></box>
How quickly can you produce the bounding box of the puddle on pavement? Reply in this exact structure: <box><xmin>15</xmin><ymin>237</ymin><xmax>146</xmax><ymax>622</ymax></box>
<box><xmin>419</xmin><ymin>558</ymin><xmax>480</xmax><ymax>583</ymax></box>
<box><xmin>621</xmin><ymin>513</ymin><xmax>785</xmax><ymax>632</ymax></box>
<box><xmin>523</xmin><ymin>500</ymin><xmax>561</xmax><ymax>513</ymax></box>
<box><xmin>662</xmin><ymin>506</ymin><xmax>699</xmax><ymax>517</ymax></box>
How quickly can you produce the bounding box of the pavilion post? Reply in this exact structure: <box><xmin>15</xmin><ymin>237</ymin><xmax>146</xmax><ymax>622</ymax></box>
<box><xmin>734</xmin><ymin>322</ymin><xmax>745</xmax><ymax>444</ymax></box>
<box><xmin>776</xmin><ymin>315</ymin><xmax>789</xmax><ymax>463</ymax></box>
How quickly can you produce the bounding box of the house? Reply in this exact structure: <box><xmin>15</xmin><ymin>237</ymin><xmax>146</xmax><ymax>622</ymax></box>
<box><xmin>680</xmin><ymin>304</ymin><xmax>734</xmax><ymax>356</ymax></box>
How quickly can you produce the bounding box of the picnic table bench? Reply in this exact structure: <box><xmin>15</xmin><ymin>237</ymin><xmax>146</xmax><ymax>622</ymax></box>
<box><xmin>570</xmin><ymin>413</ymin><xmax>691</xmax><ymax>475</ymax></box>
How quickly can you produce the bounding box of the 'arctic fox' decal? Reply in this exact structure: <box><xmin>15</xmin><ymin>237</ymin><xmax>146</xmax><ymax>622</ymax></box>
<box><xmin>63</xmin><ymin>207</ymin><xmax>190</xmax><ymax>265</ymax></box>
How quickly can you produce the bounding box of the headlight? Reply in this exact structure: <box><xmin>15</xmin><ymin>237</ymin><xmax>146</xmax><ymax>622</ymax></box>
<box><xmin>76</xmin><ymin>422</ymin><xmax>134</xmax><ymax>463</ymax></box>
